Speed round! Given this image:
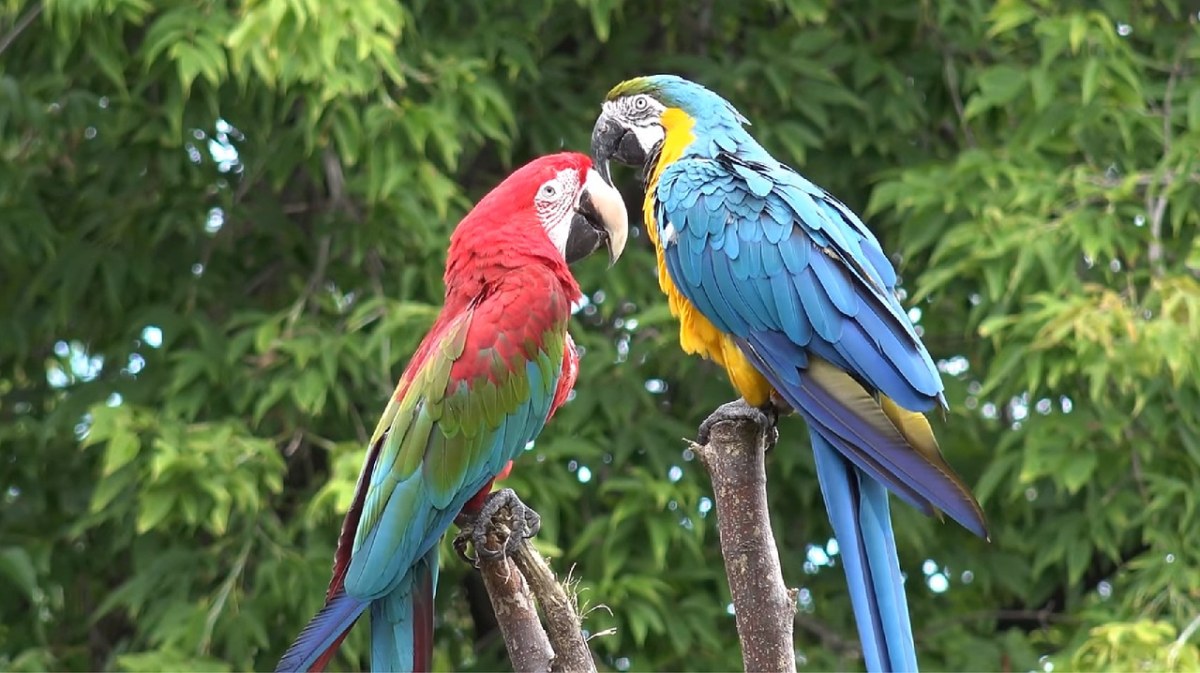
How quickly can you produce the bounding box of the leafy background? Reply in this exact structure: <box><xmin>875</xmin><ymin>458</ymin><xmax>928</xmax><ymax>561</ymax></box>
<box><xmin>2</xmin><ymin>0</ymin><xmax>1199</xmax><ymax>670</ymax></box>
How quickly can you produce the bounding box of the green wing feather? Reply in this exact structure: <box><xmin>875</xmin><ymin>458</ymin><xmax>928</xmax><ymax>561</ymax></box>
<box><xmin>338</xmin><ymin>264</ymin><xmax>571</xmax><ymax>601</ymax></box>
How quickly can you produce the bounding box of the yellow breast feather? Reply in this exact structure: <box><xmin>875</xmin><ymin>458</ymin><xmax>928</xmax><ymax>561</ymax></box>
<box><xmin>644</xmin><ymin>109</ymin><xmax>773</xmax><ymax>406</ymax></box>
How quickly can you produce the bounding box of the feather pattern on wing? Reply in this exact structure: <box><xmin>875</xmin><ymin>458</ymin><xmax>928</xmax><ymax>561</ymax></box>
<box><xmin>654</xmin><ymin>150</ymin><xmax>986</xmax><ymax>537</ymax></box>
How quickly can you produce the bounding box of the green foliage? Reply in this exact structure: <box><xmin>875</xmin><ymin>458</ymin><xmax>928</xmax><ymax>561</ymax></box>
<box><xmin>2</xmin><ymin>0</ymin><xmax>1198</xmax><ymax>671</ymax></box>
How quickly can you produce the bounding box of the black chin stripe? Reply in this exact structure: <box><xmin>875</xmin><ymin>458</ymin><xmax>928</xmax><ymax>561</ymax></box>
<box><xmin>641</xmin><ymin>143</ymin><xmax>664</xmax><ymax>189</ymax></box>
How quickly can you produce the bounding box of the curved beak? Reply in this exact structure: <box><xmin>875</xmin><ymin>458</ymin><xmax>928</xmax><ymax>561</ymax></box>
<box><xmin>564</xmin><ymin>168</ymin><xmax>629</xmax><ymax>266</ymax></box>
<box><xmin>590</xmin><ymin>111</ymin><xmax>648</xmax><ymax>187</ymax></box>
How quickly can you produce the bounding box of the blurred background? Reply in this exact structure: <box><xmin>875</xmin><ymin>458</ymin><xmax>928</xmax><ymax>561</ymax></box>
<box><xmin>2</xmin><ymin>0</ymin><xmax>1199</xmax><ymax>670</ymax></box>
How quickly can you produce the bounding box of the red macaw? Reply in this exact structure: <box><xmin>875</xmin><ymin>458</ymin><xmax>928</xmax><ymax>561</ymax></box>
<box><xmin>275</xmin><ymin>152</ymin><xmax>628</xmax><ymax>673</ymax></box>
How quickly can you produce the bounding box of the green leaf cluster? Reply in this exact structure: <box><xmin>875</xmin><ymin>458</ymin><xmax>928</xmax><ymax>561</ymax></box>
<box><xmin>2</xmin><ymin>0</ymin><xmax>1199</xmax><ymax>671</ymax></box>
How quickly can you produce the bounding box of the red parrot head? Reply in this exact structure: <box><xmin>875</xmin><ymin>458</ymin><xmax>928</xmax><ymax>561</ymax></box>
<box><xmin>449</xmin><ymin>152</ymin><xmax>629</xmax><ymax>271</ymax></box>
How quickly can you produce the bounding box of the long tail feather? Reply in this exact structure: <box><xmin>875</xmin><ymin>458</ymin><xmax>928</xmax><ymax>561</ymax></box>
<box><xmin>369</xmin><ymin>547</ymin><xmax>440</xmax><ymax>672</ymax></box>
<box><xmin>812</xmin><ymin>431</ymin><xmax>917</xmax><ymax>673</ymax></box>
<box><xmin>276</xmin><ymin>589</ymin><xmax>368</xmax><ymax>673</ymax></box>
<box><xmin>739</xmin><ymin>333</ymin><xmax>989</xmax><ymax>538</ymax></box>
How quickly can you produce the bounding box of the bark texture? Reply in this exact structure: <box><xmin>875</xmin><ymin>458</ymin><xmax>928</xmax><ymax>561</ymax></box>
<box><xmin>693</xmin><ymin>408</ymin><xmax>798</xmax><ymax>673</ymax></box>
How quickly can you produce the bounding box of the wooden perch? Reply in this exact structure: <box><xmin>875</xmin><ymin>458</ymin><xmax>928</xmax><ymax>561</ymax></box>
<box><xmin>692</xmin><ymin>401</ymin><xmax>798</xmax><ymax>673</ymax></box>
<box><xmin>460</xmin><ymin>491</ymin><xmax>598</xmax><ymax>673</ymax></box>
<box><xmin>511</xmin><ymin>541</ymin><xmax>596</xmax><ymax>673</ymax></box>
<box><xmin>473</xmin><ymin>510</ymin><xmax>554</xmax><ymax>673</ymax></box>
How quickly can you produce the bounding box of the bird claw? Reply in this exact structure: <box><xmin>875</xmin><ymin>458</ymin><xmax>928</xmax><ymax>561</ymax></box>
<box><xmin>696</xmin><ymin>398</ymin><xmax>780</xmax><ymax>451</ymax></box>
<box><xmin>452</xmin><ymin>521</ymin><xmax>476</xmax><ymax>564</ymax></box>
<box><xmin>452</xmin><ymin>488</ymin><xmax>541</xmax><ymax>567</ymax></box>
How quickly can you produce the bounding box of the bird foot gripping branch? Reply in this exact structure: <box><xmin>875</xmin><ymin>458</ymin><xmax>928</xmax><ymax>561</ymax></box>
<box><xmin>696</xmin><ymin>398</ymin><xmax>781</xmax><ymax>451</ymax></box>
<box><xmin>454</xmin><ymin>488</ymin><xmax>543</xmax><ymax>566</ymax></box>
<box><xmin>454</xmin><ymin>488</ymin><xmax>602</xmax><ymax>673</ymax></box>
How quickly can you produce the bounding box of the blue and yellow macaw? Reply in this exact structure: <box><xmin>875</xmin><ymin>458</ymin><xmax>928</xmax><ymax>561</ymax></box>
<box><xmin>590</xmin><ymin>75</ymin><xmax>988</xmax><ymax>672</ymax></box>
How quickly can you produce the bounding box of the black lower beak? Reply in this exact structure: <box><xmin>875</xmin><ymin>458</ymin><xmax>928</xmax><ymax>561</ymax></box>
<box><xmin>564</xmin><ymin>190</ymin><xmax>609</xmax><ymax>264</ymax></box>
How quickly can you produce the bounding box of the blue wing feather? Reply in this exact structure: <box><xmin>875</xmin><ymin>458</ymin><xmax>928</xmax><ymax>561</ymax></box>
<box><xmin>711</xmin><ymin>251</ymin><xmax>771</xmax><ymax>331</ymax></box>
<box><xmin>698</xmin><ymin>248</ymin><xmax>747</xmax><ymax>334</ymax></box>
<box><xmin>778</xmin><ymin>228</ymin><xmax>810</xmax><ymax>274</ymax></box>
<box><xmin>657</xmin><ymin>155</ymin><xmax>988</xmax><ymax>536</ymax></box>
<box><xmin>809</xmin><ymin>249</ymin><xmax>860</xmax><ymax>317</ymax></box>
<box><xmin>832</xmin><ymin>325</ymin><xmax>924</xmax><ymax>411</ymax></box>
<box><xmin>760</xmin><ymin>238</ymin><xmax>785</xmax><ymax>277</ymax></box>
<box><xmin>795</xmin><ymin>267</ymin><xmax>843</xmax><ymax>343</ymax></box>
<box><xmin>771</xmin><ymin>273</ymin><xmax>812</xmax><ymax>346</ymax></box>
<box><xmin>760</xmin><ymin>196</ymin><xmax>791</xmax><ymax>244</ymax></box>
<box><xmin>274</xmin><ymin>590</ymin><xmax>369</xmax><ymax>672</ymax></box>
<box><xmin>657</xmin><ymin>157</ymin><xmax>941</xmax><ymax>410</ymax></box>
<box><xmin>736</xmin><ymin>333</ymin><xmax>938</xmax><ymax>518</ymax></box>
<box><xmin>649</xmin><ymin>110</ymin><xmax>988</xmax><ymax>673</ymax></box>
<box><xmin>724</xmin><ymin>224</ymin><xmax>740</xmax><ymax>259</ymax></box>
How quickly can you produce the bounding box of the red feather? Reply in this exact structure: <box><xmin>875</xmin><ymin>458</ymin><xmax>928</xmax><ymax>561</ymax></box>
<box><xmin>292</xmin><ymin>152</ymin><xmax>592</xmax><ymax>672</ymax></box>
<box><xmin>411</xmin><ymin>566</ymin><xmax>436</xmax><ymax>672</ymax></box>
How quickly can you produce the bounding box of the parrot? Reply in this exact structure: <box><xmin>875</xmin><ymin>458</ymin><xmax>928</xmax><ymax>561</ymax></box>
<box><xmin>275</xmin><ymin>151</ymin><xmax>628</xmax><ymax>673</ymax></box>
<box><xmin>589</xmin><ymin>75</ymin><xmax>988</xmax><ymax>672</ymax></box>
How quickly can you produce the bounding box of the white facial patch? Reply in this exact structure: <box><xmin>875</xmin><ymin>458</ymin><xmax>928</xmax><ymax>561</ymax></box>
<box><xmin>535</xmin><ymin>168</ymin><xmax>582</xmax><ymax>255</ymax></box>
<box><xmin>603</xmin><ymin>95</ymin><xmax>669</xmax><ymax>156</ymax></box>
<box><xmin>631</xmin><ymin>124</ymin><xmax>666</xmax><ymax>153</ymax></box>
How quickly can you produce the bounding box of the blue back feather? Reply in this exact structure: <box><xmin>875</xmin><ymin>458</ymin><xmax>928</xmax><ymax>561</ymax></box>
<box><xmin>631</xmin><ymin>74</ymin><xmax>990</xmax><ymax>673</ymax></box>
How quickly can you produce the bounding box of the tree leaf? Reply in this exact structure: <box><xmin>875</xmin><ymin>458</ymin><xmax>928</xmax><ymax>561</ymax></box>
<box><xmin>0</xmin><ymin>547</ymin><xmax>38</xmax><ymax>600</ymax></box>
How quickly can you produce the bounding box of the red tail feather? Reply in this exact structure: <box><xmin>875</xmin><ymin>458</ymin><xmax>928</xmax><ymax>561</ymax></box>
<box><xmin>308</xmin><ymin>631</ymin><xmax>350</xmax><ymax>673</ymax></box>
<box><xmin>412</xmin><ymin>566</ymin><xmax>436</xmax><ymax>672</ymax></box>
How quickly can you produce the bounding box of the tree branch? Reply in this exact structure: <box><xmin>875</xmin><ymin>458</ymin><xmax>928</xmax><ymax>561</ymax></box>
<box><xmin>919</xmin><ymin>607</ymin><xmax>1071</xmax><ymax>640</ymax></box>
<box><xmin>794</xmin><ymin>613</ymin><xmax>860</xmax><ymax>661</ymax></box>
<box><xmin>691</xmin><ymin>407</ymin><xmax>797</xmax><ymax>673</ymax></box>
<box><xmin>0</xmin><ymin>1</ymin><xmax>42</xmax><ymax>57</ymax></box>
<box><xmin>462</xmin><ymin>493</ymin><xmax>598</xmax><ymax>673</ymax></box>
<box><xmin>1085</xmin><ymin>170</ymin><xmax>1200</xmax><ymax>190</ymax></box>
<box><xmin>1148</xmin><ymin>41</ymin><xmax>1190</xmax><ymax>277</ymax></box>
<box><xmin>1169</xmin><ymin>611</ymin><xmax>1200</xmax><ymax>669</ymax></box>
<box><xmin>474</xmin><ymin>514</ymin><xmax>554</xmax><ymax>673</ymax></box>
<box><xmin>511</xmin><ymin>543</ymin><xmax>596</xmax><ymax>673</ymax></box>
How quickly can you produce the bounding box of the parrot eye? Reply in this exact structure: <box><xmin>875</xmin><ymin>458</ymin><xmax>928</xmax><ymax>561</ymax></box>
<box><xmin>633</xmin><ymin>95</ymin><xmax>649</xmax><ymax>111</ymax></box>
<box><xmin>539</xmin><ymin>181</ymin><xmax>560</xmax><ymax>200</ymax></box>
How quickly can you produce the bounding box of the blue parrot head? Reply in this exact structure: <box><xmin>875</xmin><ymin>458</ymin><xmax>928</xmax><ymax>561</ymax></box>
<box><xmin>591</xmin><ymin>74</ymin><xmax>749</xmax><ymax>184</ymax></box>
<box><xmin>607</xmin><ymin>75</ymin><xmax>749</xmax><ymax>126</ymax></box>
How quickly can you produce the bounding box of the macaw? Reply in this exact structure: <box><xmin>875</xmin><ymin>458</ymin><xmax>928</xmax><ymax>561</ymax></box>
<box><xmin>275</xmin><ymin>152</ymin><xmax>628</xmax><ymax>673</ymax></box>
<box><xmin>590</xmin><ymin>75</ymin><xmax>988</xmax><ymax>672</ymax></box>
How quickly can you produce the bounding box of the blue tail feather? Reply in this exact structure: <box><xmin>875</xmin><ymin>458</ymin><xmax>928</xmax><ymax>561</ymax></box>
<box><xmin>369</xmin><ymin>547</ymin><xmax>440</xmax><ymax>672</ymax></box>
<box><xmin>737</xmin><ymin>331</ymin><xmax>989</xmax><ymax>538</ymax></box>
<box><xmin>811</xmin><ymin>430</ymin><xmax>917</xmax><ymax>673</ymax></box>
<box><xmin>860</xmin><ymin>477</ymin><xmax>917</xmax><ymax>670</ymax></box>
<box><xmin>275</xmin><ymin>590</ymin><xmax>368</xmax><ymax>673</ymax></box>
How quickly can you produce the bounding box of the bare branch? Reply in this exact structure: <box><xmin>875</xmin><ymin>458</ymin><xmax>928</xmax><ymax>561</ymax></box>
<box><xmin>0</xmin><ymin>1</ymin><xmax>42</xmax><ymax>57</ymax></box>
<box><xmin>511</xmin><ymin>545</ymin><xmax>597</xmax><ymax>673</ymax></box>
<box><xmin>942</xmin><ymin>55</ymin><xmax>977</xmax><ymax>148</ymax></box>
<box><xmin>1147</xmin><ymin>42</ymin><xmax>1190</xmax><ymax>276</ymax></box>
<box><xmin>919</xmin><ymin>606</ymin><xmax>1072</xmax><ymax>642</ymax></box>
<box><xmin>691</xmin><ymin>405</ymin><xmax>797</xmax><ymax>673</ymax></box>
<box><xmin>460</xmin><ymin>492</ymin><xmax>598</xmax><ymax>673</ymax></box>
<box><xmin>1085</xmin><ymin>171</ymin><xmax>1200</xmax><ymax>190</ymax></box>
<box><xmin>474</xmin><ymin>517</ymin><xmax>554</xmax><ymax>673</ymax></box>
<box><xmin>198</xmin><ymin>535</ymin><xmax>254</xmax><ymax>656</ymax></box>
<box><xmin>283</xmin><ymin>234</ymin><xmax>331</xmax><ymax>335</ymax></box>
<box><xmin>1168</xmin><ymin>612</ymin><xmax>1200</xmax><ymax>669</ymax></box>
<box><xmin>794</xmin><ymin>613</ymin><xmax>861</xmax><ymax>661</ymax></box>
